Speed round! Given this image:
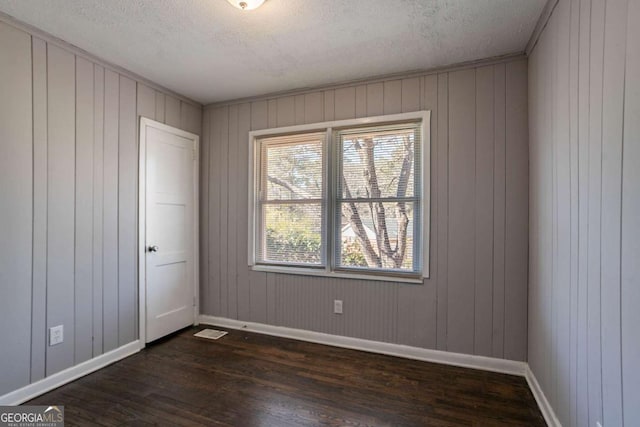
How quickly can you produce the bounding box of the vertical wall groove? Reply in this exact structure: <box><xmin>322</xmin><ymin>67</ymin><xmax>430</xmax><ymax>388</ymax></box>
<box><xmin>30</xmin><ymin>34</ymin><xmax>35</xmax><ymax>385</ymax></box>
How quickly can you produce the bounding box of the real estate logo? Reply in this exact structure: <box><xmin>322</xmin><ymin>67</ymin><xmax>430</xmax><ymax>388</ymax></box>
<box><xmin>0</xmin><ymin>406</ymin><xmax>64</xmax><ymax>427</ymax></box>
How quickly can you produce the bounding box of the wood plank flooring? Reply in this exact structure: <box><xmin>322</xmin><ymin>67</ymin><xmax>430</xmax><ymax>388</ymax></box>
<box><xmin>28</xmin><ymin>327</ymin><xmax>545</xmax><ymax>426</ymax></box>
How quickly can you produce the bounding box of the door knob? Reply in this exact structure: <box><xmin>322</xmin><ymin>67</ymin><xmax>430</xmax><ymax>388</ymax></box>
<box><xmin>148</xmin><ymin>245</ymin><xmax>159</xmax><ymax>253</ymax></box>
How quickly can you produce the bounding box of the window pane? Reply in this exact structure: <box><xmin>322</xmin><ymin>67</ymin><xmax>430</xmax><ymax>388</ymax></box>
<box><xmin>339</xmin><ymin>201</ymin><xmax>416</xmax><ymax>272</ymax></box>
<box><xmin>261</xmin><ymin>203</ymin><xmax>323</xmax><ymax>265</ymax></box>
<box><xmin>264</xmin><ymin>140</ymin><xmax>323</xmax><ymax>200</ymax></box>
<box><xmin>340</xmin><ymin>128</ymin><xmax>416</xmax><ymax>199</ymax></box>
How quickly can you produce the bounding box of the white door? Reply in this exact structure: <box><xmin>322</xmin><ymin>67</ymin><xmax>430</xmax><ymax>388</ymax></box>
<box><xmin>140</xmin><ymin>118</ymin><xmax>198</xmax><ymax>343</ymax></box>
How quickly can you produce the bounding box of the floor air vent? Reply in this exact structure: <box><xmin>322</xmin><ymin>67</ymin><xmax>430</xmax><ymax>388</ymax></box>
<box><xmin>194</xmin><ymin>329</ymin><xmax>228</xmax><ymax>340</ymax></box>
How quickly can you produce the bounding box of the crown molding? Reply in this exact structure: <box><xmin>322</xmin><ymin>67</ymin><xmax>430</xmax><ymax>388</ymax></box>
<box><xmin>204</xmin><ymin>52</ymin><xmax>527</xmax><ymax>110</ymax></box>
<box><xmin>525</xmin><ymin>0</ymin><xmax>560</xmax><ymax>56</ymax></box>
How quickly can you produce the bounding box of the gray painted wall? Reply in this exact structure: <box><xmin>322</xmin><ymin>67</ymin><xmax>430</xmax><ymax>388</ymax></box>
<box><xmin>0</xmin><ymin>18</ymin><xmax>202</xmax><ymax>396</ymax></box>
<box><xmin>528</xmin><ymin>0</ymin><xmax>639</xmax><ymax>425</ymax></box>
<box><xmin>201</xmin><ymin>57</ymin><xmax>529</xmax><ymax>361</ymax></box>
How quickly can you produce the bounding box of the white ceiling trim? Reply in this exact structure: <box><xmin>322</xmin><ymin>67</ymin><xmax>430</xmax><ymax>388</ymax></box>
<box><xmin>525</xmin><ymin>0</ymin><xmax>559</xmax><ymax>55</ymax></box>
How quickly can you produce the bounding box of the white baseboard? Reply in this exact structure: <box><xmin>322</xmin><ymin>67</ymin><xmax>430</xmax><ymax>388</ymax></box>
<box><xmin>0</xmin><ymin>340</ymin><xmax>141</xmax><ymax>405</ymax></box>
<box><xmin>199</xmin><ymin>315</ymin><xmax>526</xmax><ymax>376</ymax></box>
<box><xmin>525</xmin><ymin>364</ymin><xmax>561</xmax><ymax>427</ymax></box>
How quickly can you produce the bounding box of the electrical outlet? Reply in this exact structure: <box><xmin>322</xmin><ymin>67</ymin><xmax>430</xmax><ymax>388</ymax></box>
<box><xmin>49</xmin><ymin>325</ymin><xmax>64</xmax><ymax>346</ymax></box>
<box><xmin>334</xmin><ymin>300</ymin><xmax>343</xmax><ymax>314</ymax></box>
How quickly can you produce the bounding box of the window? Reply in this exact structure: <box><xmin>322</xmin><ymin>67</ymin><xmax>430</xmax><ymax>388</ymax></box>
<box><xmin>249</xmin><ymin>111</ymin><xmax>430</xmax><ymax>282</ymax></box>
<box><xmin>256</xmin><ymin>132</ymin><xmax>326</xmax><ymax>267</ymax></box>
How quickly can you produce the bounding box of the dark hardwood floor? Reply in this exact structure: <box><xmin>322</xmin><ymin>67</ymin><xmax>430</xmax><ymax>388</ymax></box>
<box><xmin>29</xmin><ymin>327</ymin><xmax>545</xmax><ymax>426</ymax></box>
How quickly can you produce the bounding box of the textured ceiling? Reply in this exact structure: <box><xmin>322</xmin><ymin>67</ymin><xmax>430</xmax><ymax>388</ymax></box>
<box><xmin>0</xmin><ymin>0</ymin><xmax>545</xmax><ymax>104</ymax></box>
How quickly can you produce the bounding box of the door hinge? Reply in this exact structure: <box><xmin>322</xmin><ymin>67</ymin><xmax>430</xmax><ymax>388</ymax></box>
<box><xmin>193</xmin><ymin>296</ymin><xmax>196</xmax><ymax>307</ymax></box>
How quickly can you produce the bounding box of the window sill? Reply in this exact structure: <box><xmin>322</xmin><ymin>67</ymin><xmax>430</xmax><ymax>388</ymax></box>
<box><xmin>250</xmin><ymin>264</ymin><xmax>424</xmax><ymax>284</ymax></box>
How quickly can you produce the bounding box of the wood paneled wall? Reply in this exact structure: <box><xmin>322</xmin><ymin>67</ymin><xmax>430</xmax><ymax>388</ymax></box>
<box><xmin>201</xmin><ymin>57</ymin><xmax>529</xmax><ymax>361</ymax></box>
<box><xmin>528</xmin><ymin>0</ymin><xmax>639</xmax><ymax>425</ymax></box>
<box><xmin>0</xmin><ymin>19</ymin><xmax>201</xmax><ymax>396</ymax></box>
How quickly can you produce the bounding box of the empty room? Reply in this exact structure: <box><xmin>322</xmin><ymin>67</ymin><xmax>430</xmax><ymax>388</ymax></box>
<box><xmin>0</xmin><ymin>0</ymin><xmax>637</xmax><ymax>426</ymax></box>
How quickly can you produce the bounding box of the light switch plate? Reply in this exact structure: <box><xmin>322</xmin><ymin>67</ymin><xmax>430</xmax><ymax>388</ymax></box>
<box><xmin>334</xmin><ymin>300</ymin><xmax>343</xmax><ymax>314</ymax></box>
<box><xmin>49</xmin><ymin>325</ymin><xmax>64</xmax><ymax>346</ymax></box>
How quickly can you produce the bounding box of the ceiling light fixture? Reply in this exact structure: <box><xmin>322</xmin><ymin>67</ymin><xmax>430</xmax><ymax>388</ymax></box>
<box><xmin>227</xmin><ymin>0</ymin><xmax>266</xmax><ymax>10</ymax></box>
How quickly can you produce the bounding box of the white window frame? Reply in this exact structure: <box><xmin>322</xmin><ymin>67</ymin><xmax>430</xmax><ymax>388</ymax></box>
<box><xmin>248</xmin><ymin>111</ymin><xmax>431</xmax><ymax>283</ymax></box>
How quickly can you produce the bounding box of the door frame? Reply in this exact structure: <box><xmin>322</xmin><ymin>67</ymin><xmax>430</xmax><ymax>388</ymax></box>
<box><xmin>138</xmin><ymin>117</ymin><xmax>200</xmax><ymax>348</ymax></box>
